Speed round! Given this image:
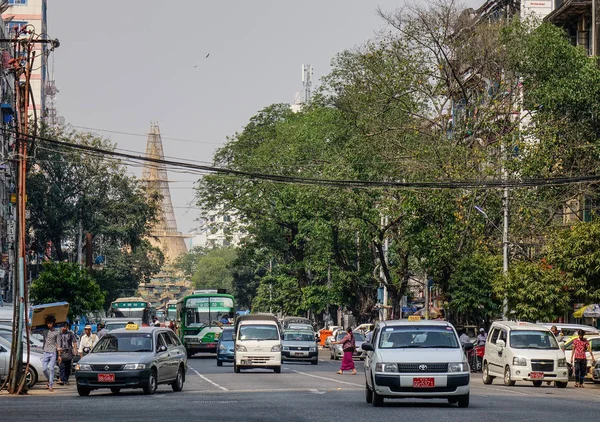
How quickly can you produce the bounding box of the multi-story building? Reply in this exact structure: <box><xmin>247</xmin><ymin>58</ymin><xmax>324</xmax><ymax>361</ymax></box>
<box><xmin>187</xmin><ymin>207</ymin><xmax>244</xmax><ymax>250</ymax></box>
<box><xmin>545</xmin><ymin>0</ymin><xmax>600</xmax><ymax>57</ymax></box>
<box><xmin>1</xmin><ymin>0</ymin><xmax>48</xmax><ymax>118</ymax></box>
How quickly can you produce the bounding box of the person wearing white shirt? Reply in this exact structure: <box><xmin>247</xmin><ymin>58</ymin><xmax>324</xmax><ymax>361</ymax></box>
<box><xmin>78</xmin><ymin>325</ymin><xmax>99</xmax><ymax>356</ymax></box>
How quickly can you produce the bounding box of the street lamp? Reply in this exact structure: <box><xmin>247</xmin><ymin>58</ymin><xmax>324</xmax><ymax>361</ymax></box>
<box><xmin>474</xmin><ymin>205</ymin><xmax>508</xmax><ymax>320</ymax></box>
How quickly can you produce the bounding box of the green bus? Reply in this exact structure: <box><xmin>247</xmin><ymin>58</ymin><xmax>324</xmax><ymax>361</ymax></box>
<box><xmin>176</xmin><ymin>290</ymin><xmax>235</xmax><ymax>357</ymax></box>
<box><xmin>166</xmin><ymin>299</ymin><xmax>178</xmax><ymax>321</ymax></box>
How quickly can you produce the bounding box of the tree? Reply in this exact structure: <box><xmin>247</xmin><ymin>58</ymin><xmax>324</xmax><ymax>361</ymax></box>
<box><xmin>192</xmin><ymin>247</ymin><xmax>237</xmax><ymax>291</ymax></box>
<box><xmin>173</xmin><ymin>246</ymin><xmax>206</xmax><ymax>279</ymax></box>
<box><xmin>30</xmin><ymin>262</ymin><xmax>105</xmax><ymax>319</ymax></box>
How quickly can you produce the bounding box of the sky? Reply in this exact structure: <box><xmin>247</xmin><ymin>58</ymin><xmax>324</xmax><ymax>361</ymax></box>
<box><xmin>47</xmin><ymin>0</ymin><xmax>483</xmax><ymax>235</ymax></box>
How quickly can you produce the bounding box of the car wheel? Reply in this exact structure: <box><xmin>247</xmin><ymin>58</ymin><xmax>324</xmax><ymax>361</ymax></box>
<box><xmin>330</xmin><ymin>352</ymin><xmax>334</xmax><ymax>360</ymax></box>
<box><xmin>447</xmin><ymin>398</ymin><xmax>458</xmax><ymax>404</ymax></box>
<box><xmin>217</xmin><ymin>360</ymin><xmax>223</xmax><ymax>367</ymax></box>
<box><xmin>365</xmin><ymin>382</ymin><xmax>373</xmax><ymax>404</ymax></box>
<box><xmin>372</xmin><ymin>387</ymin><xmax>384</xmax><ymax>407</ymax></box>
<box><xmin>187</xmin><ymin>351</ymin><xmax>193</xmax><ymax>359</ymax></box>
<box><xmin>273</xmin><ymin>366</ymin><xmax>281</xmax><ymax>374</ymax></box>
<box><xmin>311</xmin><ymin>359</ymin><xmax>318</xmax><ymax>365</ymax></box>
<box><xmin>532</xmin><ymin>381</ymin><xmax>542</xmax><ymax>387</ymax></box>
<box><xmin>143</xmin><ymin>370</ymin><xmax>158</xmax><ymax>395</ymax></box>
<box><xmin>482</xmin><ymin>362</ymin><xmax>493</xmax><ymax>385</ymax></box>
<box><xmin>234</xmin><ymin>363</ymin><xmax>241</xmax><ymax>373</ymax></box>
<box><xmin>457</xmin><ymin>393</ymin><xmax>470</xmax><ymax>408</ymax></box>
<box><xmin>23</xmin><ymin>365</ymin><xmax>37</xmax><ymax>389</ymax></box>
<box><xmin>504</xmin><ymin>366</ymin><xmax>515</xmax><ymax>386</ymax></box>
<box><xmin>77</xmin><ymin>385</ymin><xmax>91</xmax><ymax>396</ymax></box>
<box><xmin>171</xmin><ymin>366</ymin><xmax>184</xmax><ymax>392</ymax></box>
<box><xmin>110</xmin><ymin>387</ymin><xmax>121</xmax><ymax>394</ymax></box>
<box><xmin>555</xmin><ymin>381</ymin><xmax>568</xmax><ymax>388</ymax></box>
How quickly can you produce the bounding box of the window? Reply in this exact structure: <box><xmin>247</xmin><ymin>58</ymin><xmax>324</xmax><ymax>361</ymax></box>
<box><xmin>378</xmin><ymin>326</ymin><xmax>459</xmax><ymax>349</ymax></box>
<box><xmin>591</xmin><ymin>339</ymin><xmax>600</xmax><ymax>352</ymax></box>
<box><xmin>8</xmin><ymin>0</ymin><xmax>28</xmax><ymax>5</ymax></box>
<box><xmin>489</xmin><ymin>328</ymin><xmax>500</xmax><ymax>344</ymax></box>
<box><xmin>498</xmin><ymin>330</ymin><xmax>507</xmax><ymax>343</ymax></box>
<box><xmin>159</xmin><ymin>332</ymin><xmax>174</xmax><ymax>347</ymax></box>
<box><xmin>7</xmin><ymin>20</ymin><xmax>27</xmax><ymax>36</ymax></box>
<box><xmin>167</xmin><ymin>331</ymin><xmax>181</xmax><ymax>346</ymax></box>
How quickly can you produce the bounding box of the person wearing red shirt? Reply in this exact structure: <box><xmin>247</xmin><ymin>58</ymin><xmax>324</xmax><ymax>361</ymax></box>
<box><xmin>571</xmin><ymin>329</ymin><xmax>596</xmax><ymax>387</ymax></box>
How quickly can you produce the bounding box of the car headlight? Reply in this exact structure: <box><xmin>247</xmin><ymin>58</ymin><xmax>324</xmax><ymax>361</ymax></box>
<box><xmin>375</xmin><ymin>363</ymin><xmax>398</xmax><ymax>372</ymax></box>
<box><xmin>124</xmin><ymin>363</ymin><xmax>146</xmax><ymax>370</ymax></box>
<box><xmin>558</xmin><ymin>358</ymin><xmax>567</xmax><ymax>367</ymax></box>
<box><xmin>271</xmin><ymin>345</ymin><xmax>281</xmax><ymax>352</ymax></box>
<box><xmin>235</xmin><ymin>344</ymin><xmax>247</xmax><ymax>352</ymax></box>
<box><xmin>282</xmin><ymin>346</ymin><xmax>289</xmax><ymax>351</ymax></box>
<box><xmin>309</xmin><ymin>347</ymin><xmax>316</xmax><ymax>352</ymax></box>
<box><xmin>448</xmin><ymin>362</ymin><xmax>466</xmax><ymax>372</ymax></box>
<box><xmin>513</xmin><ymin>357</ymin><xmax>527</xmax><ymax>366</ymax></box>
<box><xmin>219</xmin><ymin>343</ymin><xmax>228</xmax><ymax>351</ymax></box>
<box><xmin>76</xmin><ymin>364</ymin><xmax>91</xmax><ymax>371</ymax></box>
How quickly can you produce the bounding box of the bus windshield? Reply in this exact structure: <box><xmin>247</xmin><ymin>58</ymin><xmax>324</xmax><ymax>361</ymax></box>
<box><xmin>185</xmin><ymin>297</ymin><xmax>234</xmax><ymax>327</ymax></box>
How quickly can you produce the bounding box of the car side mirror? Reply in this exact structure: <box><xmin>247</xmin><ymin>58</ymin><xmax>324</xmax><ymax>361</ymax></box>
<box><xmin>362</xmin><ymin>342</ymin><xmax>374</xmax><ymax>352</ymax></box>
<box><xmin>463</xmin><ymin>342</ymin><xmax>474</xmax><ymax>351</ymax></box>
<box><xmin>496</xmin><ymin>340</ymin><xmax>505</xmax><ymax>348</ymax></box>
<box><xmin>158</xmin><ymin>345</ymin><xmax>167</xmax><ymax>352</ymax></box>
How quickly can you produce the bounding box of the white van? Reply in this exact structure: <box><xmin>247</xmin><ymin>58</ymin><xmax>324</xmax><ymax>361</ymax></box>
<box><xmin>234</xmin><ymin>314</ymin><xmax>282</xmax><ymax>373</ymax></box>
<box><xmin>482</xmin><ymin>321</ymin><xmax>569</xmax><ymax>388</ymax></box>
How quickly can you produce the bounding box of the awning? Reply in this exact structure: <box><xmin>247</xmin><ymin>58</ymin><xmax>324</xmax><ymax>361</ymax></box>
<box><xmin>573</xmin><ymin>304</ymin><xmax>600</xmax><ymax>318</ymax></box>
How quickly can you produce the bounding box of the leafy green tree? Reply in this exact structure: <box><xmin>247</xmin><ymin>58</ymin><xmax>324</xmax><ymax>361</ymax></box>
<box><xmin>173</xmin><ymin>246</ymin><xmax>206</xmax><ymax>279</ymax></box>
<box><xmin>30</xmin><ymin>262</ymin><xmax>105</xmax><ymax>319</ymax></box>
<box><xmin>192</xmin><ymin>247</ymin><xmax>237</xmax><ymax>291</ymax></box>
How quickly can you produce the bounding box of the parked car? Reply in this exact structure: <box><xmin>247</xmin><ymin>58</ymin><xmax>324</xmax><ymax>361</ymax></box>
<box><xmin>482</xmin><ymin>321</ymin><xmax>569</xmax><ymax>388</ymax></box>
<box><xmin>537</xmin><ymin>323</ymin><xmax>599</xmax><ymax>339</ymax></box>
<box><xmin>330</xmin><ymin>331</ymin><xmax>366</xmax><ymax>360</ymax></box>
<box><xmin>0</xmin><ymin>336</ymin><xmax>56</xmax><ymax>388</ymax></box>
<box><xmin>281</xmin><ymin>330</ymin><xmax>318</xmax><ymax>364</ymax></box>
<box><xmin>0</xmin><ymin>324</ymin><xmax>44</xmax><ymax>352</ymax></box>
<box><xmin>562</xmin><ymin>334</ymin><xmax>600</xmax><ymax>380</ymax></box>
<box><xmin>216</xmin><ymin>327</ymin><xmax>235</xmax><ymax>366</ymax></box>
<box><xmin>363</xmin><ymin>320</ymin><xmax>471</xmax><ymax>407</ymax></box>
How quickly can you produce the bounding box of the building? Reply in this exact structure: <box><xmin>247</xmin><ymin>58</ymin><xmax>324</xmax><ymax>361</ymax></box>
<box><xmin>545</xmin><ymin>0</ymin><xmax>600</xmax><ymax>57</ymax></box>
<box><xmin>1</xmin><ymin>0</ymin><xmax>49</xmax><ymax>118</ymax></box>
<box><xmin>187</xmin><ymin>206</ymin><xmax>244</xmax><ymax>250</ymax></box>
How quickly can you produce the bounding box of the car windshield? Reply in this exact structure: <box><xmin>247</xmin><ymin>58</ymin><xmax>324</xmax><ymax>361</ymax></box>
<box><xmin>378</xmin><ymin>326</ymin><xmax>459</xmax><ymax>349</ymax></box>
<box><xmin>105</xmin><ymin>323</ymin><xmax>128</xmax><ymax>331</ymax></box>
<box><xmin>283</xmin><ymin>332</ymin><xmax>314</xmax><ymax>342</ymax></box>
<box><xmin>238</xmin><ymin>324</ymin><xmax>279</xmax><ymax>341</ymax></box>
<box><xmin>336</xmin><ymin>332</ymin><xmax>365</xmax><ymax>341</ymax></box>
<box><xmin>220</xmin><ymin>329</ymin><xmax>234</xmax><ymax>341</ymax></box>
<box><xmin>93</xmin><ymin>332</ymin><xmax>154</xmax><ymax>352</ymax></box>
<box><xmin>509</xmin><ymin>330</ymin><xmax>559</xmax><ymax>349</ymax></box>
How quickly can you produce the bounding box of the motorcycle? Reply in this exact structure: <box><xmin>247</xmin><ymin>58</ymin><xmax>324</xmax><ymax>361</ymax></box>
<box><xmin>466</xmin><ymin>343</ymin><xmax>485</xmax><ymax>372</ymax></box>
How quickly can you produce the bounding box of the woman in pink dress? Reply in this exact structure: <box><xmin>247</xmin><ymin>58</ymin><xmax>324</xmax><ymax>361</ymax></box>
<box><xmin>333</xmin><ymin>327</ymin><xmax>357</xmax><ymax>375</ymax></box>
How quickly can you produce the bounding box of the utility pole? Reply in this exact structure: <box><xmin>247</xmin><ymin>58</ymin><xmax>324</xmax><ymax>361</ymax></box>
<box><xmin>379</xmin><ymin>215</ymin><xmax>389</xmax><ymax>321</ymax></box>
<box><xmin>1</xmin><ymin>26</ymin><xmax>59</xmax><ymax>394</ymax></box>
<box><xmin>301</xmin><ymin>64</ymin><xmax>313</xmax><ymax>105</ymax></box>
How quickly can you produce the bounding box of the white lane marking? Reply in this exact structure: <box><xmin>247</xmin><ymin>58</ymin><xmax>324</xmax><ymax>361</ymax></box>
<box><xmin>309</xmin><ymin>389</ymin><xmax>327</xmax><ymax>394</ymax></box>
<box><xmin>474</xmin><ymin>384</ymin><xmax>533</xmax><ymax>397</ymax></box>
<box><xmin>290</xmin><ymin>369</ymin><xmax>363</xmax><ymax>387</ymax></box>
<box><xmin>191</xmin><ymin>368</ymin><xmax>229</xmax><ymax>391</ymax></box>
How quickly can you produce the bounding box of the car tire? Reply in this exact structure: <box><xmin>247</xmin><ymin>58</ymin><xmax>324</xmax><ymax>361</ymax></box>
<box><xmin>187</xmin><ymin>351</ymin><xmax>193</xmax><ymax>359</ymax></box>
<box><xmin>365</xmin><ymin>382</ymin><xmax>373</xmax><ymax>404</ymax></box>
<box><xmin>143</xmin><ymin>370</ymin><xmax>158</xmax><ymax>395</ymax></box>
<box><xmin>23</xmin><ymin>365</ymin><xmax>37</xmax><ymax>389</ymax></box>
<box><xmin>110</xmin><ymin>387</ymin><xmax>121</xmax><ymax>394</ymax></box>
<box><xmin>457</xmin><ymin>393</ymin><xmax>470</xmax><ymax>408</ymax></box>
<box><xmin>504</xmin><ymin>366</ymin><xmax>515</xmax><ymax>386</ymax></box>
<box><xmin>217</xmin><ymin>360</ymin><xmax>223</xmax><ymax>367</ymax></box>
<box><xmin>330</xmin><ymin>353</ymin><xmax>334</xmax><ymax>360</ymax></box>
<box><xmin>171</xmin><ymin>366</ymin><xmax>184</xmax><ymax>392</ymax></box>
<box><xmin>447</xmin><ymin>398</ymin><xmax>458</xmax><ymax>404</ymax></box>
<box><xmin>311</xmin><ymin>359</ymin><xmax>318</xmax><ymax>365</ymax></box>
<box><xmin>77</xmin><ymin>385</ymin><xmax>91</xmax><ymax>396</ymax></box>
<box><xmin>532</xmin><ymin>381</ymin><xmax>542</xmax><ymax>387</ymax></box>
<box><xmin>482</xmin><ymin>362</ymin><xmax>493</xmax><ymax>385</ymax></box>
<box><xmin>372</xmin><ymin>387</ymin><xmax>384</xmax><ymax>407</ymax></box>
<box><xmin>234</xmin><ymin>363</ymin><xmax>241</xmax><ymax>373</ymax></box>
<box><xmin>273</xmin><ymin>366</ymin><xmax>281</xmax><ymax>374</ymax></box>
<box><xmin>555</xmin><ymin>381</ymin><xmax>568</xmax><ymax>388</ymax></box>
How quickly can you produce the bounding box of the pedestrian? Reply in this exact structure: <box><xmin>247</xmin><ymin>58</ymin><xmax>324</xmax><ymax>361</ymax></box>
<box><xmin>96</xmin><ymin>322</ymin><xmax>107</xmax><ymax>339</ymax></box>
<box><xmin>168</xmin><ymin>320</ymin><xmax>175</xmax><ymax>331</ymax></box>
<box><xmin>41</xmin><ymin>314</ymin><xmax>62</xmax><ymax>392</ymax></box>
<box><xmin>571</xmin><ymin>329</ymin><xmax>595</xmax><ymax>388</ymax></box>
<box><xmin>476</xmin><ymin>328</ymin><xmax>487</xmax><ymax>346</ymax></box>
<box><xmin>459</xmin><ymin>330</ymin><xmax>471</xmax><ymax>345</ymax></box>
<box><xmin>78</xmin><ymin>325</ymin><xmax>98</xmax><ymax>357</ymax></box>
<box><xmin>333</xmin><ymin>327</ymin><xmax>357</xmax><ymax>375</ymax></box>
<box><xmin>550</xmin><ymin>325</ymin><xmax>565</xmax><ymax>343</ymax></box>
<box><xmin>57</xmin><ymin>322</ymin><xmax>77</xmax><ymax>385</ymax></box>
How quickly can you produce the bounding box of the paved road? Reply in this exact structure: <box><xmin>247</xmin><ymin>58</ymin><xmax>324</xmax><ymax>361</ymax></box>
<box><xmin>2</xmin><ymin>349</ymin><xmax>600</xmax><ymax>421</ymax></box>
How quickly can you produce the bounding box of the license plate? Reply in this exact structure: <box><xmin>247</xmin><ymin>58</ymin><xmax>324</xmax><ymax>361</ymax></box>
<box><xmin>530</xmin><ymin>372</ymin><xmax>544</xmax><ymax>380</ymax></box>
<box><xmin>413</xmin><ymin>377</ymin><xmax>435</xmax><ymax>388</ymax></box>
<box><xmin>242</xmin><ymin>359</ymin><xmax>253</xmax><ymax>365</ymax></box>
<box><xmin>97</xmin><ymin>373</ymin><xmax>115</xmax><ymax>383</ymax></box>
<box><xmin>294</xmin><ymin>352</ymin><xmax>305</xmax><ymax>356</ymax></box>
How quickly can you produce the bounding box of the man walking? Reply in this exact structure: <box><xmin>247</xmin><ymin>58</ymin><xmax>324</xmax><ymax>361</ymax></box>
<box><xmin>57</xmin><ymin>322</ymin><xmax>77</xmax><ymax>385</ymax></box>
<box><xmin>78</xmin><ymin>325</ymin><xmax>98</xmax><ymax>357</ymax></box>
<box><xmin>41</xmin><ymin>314</ymin><xmax>62</xmax><ymax>392</ymax></box>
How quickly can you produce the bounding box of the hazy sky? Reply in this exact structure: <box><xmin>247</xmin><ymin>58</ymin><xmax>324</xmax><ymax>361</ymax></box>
<box><xmin>47</xmin><ymin>0</ymin><xmax>482</xmax><ymax>234</ymax></box>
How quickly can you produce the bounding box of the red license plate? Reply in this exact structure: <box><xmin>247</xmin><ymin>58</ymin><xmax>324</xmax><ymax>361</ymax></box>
<box><xmin>530</xmin><ymin>372</ymin><xmax>544</xmax><ymax>380</ymax></box>
<box><xmin>294</xmin><ymin>352</ymin><xmax>304</xmax><ymax>356</ymax></box>
<box><xmin>413</xmin><ymin>377</ymin><xmax>435</xmax><ymax>388</ymax></box>
<box><xmin>97</xmin><ymin>373</ymin><xmax>115</xmax><ymax>383</ymax></box>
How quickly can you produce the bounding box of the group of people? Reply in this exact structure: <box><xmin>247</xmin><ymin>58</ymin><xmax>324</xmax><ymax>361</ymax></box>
<box><xmin>459</xmin><ymin>328</ymin><xmax>488</xmax><ymax>346</ymax></box>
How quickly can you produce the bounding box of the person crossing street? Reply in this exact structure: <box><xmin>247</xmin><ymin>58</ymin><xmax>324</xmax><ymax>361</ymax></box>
<box><xmin>57</xmin><ymin>322</ymin><xmax>77</xmax><ymax>385</ymax></box>
<box><xmin>41</xmin><ymin>315</ymin><xmax>62</xmax><ymax>392</ymax></box>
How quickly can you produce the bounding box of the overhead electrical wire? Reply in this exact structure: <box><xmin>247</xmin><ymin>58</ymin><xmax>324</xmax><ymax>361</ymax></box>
<box><xmin>16</xmin><ymin>130</ymin><xmax>600</xmax><ymax>190</ymax></box>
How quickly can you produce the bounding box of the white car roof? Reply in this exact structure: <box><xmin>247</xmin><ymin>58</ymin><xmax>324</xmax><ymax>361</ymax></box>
<box><xmin>376</xmin><ymin>320</ymin><xmax>453</xmax><ymax>328</ymax></box>
<box><xmin>491</xmin><ymin>321</ymin><xmax>550</xmax><ymax>331</ymax></box>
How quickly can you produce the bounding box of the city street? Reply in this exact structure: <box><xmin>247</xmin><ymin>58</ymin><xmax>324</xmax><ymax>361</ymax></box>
<box><xmin>2</xmin><ymin>349</ymin><xmax>600</xmax><ymax>421</ymax></box>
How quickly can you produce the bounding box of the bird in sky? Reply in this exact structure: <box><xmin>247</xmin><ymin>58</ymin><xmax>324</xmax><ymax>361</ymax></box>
<box><xmin>205</xmin><ymin>53</ymin><xmax>210</xmax><ymax>58</ymax></box>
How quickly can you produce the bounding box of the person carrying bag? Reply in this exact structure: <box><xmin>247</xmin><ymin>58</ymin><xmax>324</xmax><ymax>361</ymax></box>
<box><xmin>333</xmin><ymin>327</ymin><xmax>357</xmax><ymax>375</ymax></box>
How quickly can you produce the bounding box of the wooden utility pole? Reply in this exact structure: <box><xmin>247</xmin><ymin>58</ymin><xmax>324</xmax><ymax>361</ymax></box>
<box><xmin>0</xmin><ymin>26</ymin><xmax>59</xmax><ymax>394</ymax></box>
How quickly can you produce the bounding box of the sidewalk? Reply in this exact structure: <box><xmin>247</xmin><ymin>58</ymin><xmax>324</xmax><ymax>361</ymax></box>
<box><xmin>0</xmin><ymin>381</ymin><xmax>76</xmax><ymax>396</ymax></box>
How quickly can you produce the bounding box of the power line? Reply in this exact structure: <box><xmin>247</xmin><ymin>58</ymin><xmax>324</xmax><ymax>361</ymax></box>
<box><xmin>17</xmin><ymin>129</ymin><xmax>600</xmax><ymax>190</ymax></box>
<box><xmin>72</xmin><ymin>125</ymin><xmax>223</xmax><ymax>145</ymax></box>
